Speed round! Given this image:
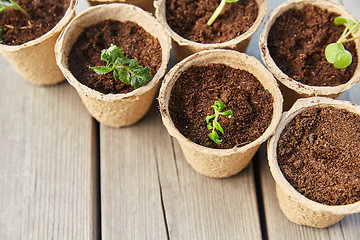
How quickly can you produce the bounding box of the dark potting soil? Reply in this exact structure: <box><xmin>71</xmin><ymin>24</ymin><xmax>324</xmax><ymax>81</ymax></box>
<box><xmin>168</xmin><ymin>64</ymin><xmax>274</xmax><ymax>149</ymax></box>
<box><xmin>166</xmin><ymin>0</ymin><xmax>258</xmax><ymax>44</ymax></box>
<box><xmin>277</xmin><ymin>106</ymin><xmax>360</xmax><ymax>205</ymax></box>
<box><xmin>0</xmin><ymin>0</ymin><xmax>71</xmax><ymax>45</ymax></box>
<box><xmin>267</xmin><ymin>5</ymin><xmax>358</xmax><ymax>86</ymax></box>
<box><xmin>68</xmin><ymin>20</ymin><xmax>162</xmax><ymax>95</ymax></box>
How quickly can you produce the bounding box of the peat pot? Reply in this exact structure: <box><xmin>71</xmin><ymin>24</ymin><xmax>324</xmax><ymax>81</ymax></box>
<box><xmin>260</xmin><ymin>0</ymin><xmax>360</xmax><ymax>110</ymax></box>
<box><xmin>155</xmin><ymin>0</ymin><xmax>267</xmax><ymax>61</ymax></box>
<box><xmin>55</xmin><ymin>4</ymin><xmax>171</xmax><ymax>127</ymax></box>
<box><xmin>0</xmin><ymin>0</ymin><xmax>78</xmax><ymax>85</ymax></box>
<box><xmin>87</xmin><ymin>0</ymin><xmax>154</xmax><ymax>13</ymax></box>
<box><xmin>268</xmin><ymin>97</ymin><xmax>360</xmax><ymax>228</ymax></box>
<box><xmin>159</xmin><ymin>49</ymin><xmax>283</xmax><ymax>178</ymax></box>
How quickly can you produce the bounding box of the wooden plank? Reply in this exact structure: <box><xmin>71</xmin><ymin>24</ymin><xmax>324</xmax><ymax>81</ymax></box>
<box><xmin>0</xmin><ymin>52</ymin><xmax>98</xmax><ymax>240</ymax></box>
<box><xmin>164</xmin><ymin>142</ymin><xmax>262</xmax><ymax>239</ymax></box>
<box><xmin>96</xmin><ymin>0</ymin><xmax>359</xmax><ymax>239</ymax></box>
<box><xmin>162</xmin><ymin>48</ymin><xmax>261</xmax><ymax>239</ymax></box>
<box><xmin>100</xmin><ymin>102</ymin><xmax>168</xmax><ymax>240</ymax></box>
<box><xmin>100</xmin><ymin>6</ymin><xmax>261</xmax><ymax>238</ymax></box>
<box><xmin>100</xmin><ymin>100</ymin><xmax>262</xmax><ymax>239</ymax></box>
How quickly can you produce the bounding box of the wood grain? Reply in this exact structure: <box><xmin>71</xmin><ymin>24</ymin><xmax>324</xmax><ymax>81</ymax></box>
<box><xmin>0</xmin><ymin>52</ymin><xmax>98</xmax><ymax>239</ymax></box>
<box><xmin>100</xmin><ymin>98</ymin><xmax>262</xmax><ymax>239</ymax></box>
<box><xmin>100</xmin><ymin>103</ymin><xmax>169</xmax><ymax>240</ymax></box>
<box><xmin>168</xmin><ymin>141</ymin><xmax>262</xmax><ymax>239</ymax></box>
<box><xmin>1</xmin><ymin>0</ymin><xmax>360</xmax><ymax>239</ymax></box>
<box><xmin>0</xmin><ymin>1</ymin><xmax>98</xmax><ymax>239</ymax></box>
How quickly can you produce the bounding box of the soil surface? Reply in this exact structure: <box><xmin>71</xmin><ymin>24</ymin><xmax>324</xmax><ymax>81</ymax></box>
<box><xmin>166</xmin><ymin>0</ymin><xmax>258</xmax><ymax>43</ymax></box>
<box><xmin>169</xmin><ymin>64</ymin><xmax>273</xmax><ymax>149</ymax></box>
<box><xmin>267</xmin><ymin>4</ymin><xmax>358</xmax><ymax>86</ymax></box>
<box><xmin>68</xmin><ymin>20</ymin><xmax>162</xmax><ymax>94</ymax></box>
<box><xmin>277</xmin><ymin>106</ymin><xmax>360</xmax><ymax>205</ymax></box>
<box><xmin>0</xmin><ymin>0</ymin><xmax>71</xmax><ymax>45</ymax></box>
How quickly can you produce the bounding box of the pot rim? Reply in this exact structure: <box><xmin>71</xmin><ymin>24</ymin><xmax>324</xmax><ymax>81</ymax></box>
<box><xmin>154</xmin><ymin>0</ymin><xmax>268</xmax><ymax>49</ymax></box>
<box><xmin>158</xmin><ymin>49</ymin><xmax>283</xmax><ymax>156</ymax></box>
<box><xmin>55</xmin><ymin>3</ymin><xmax>171</xmax><ymax>102</ymax></box>
<box><xmin>0</xmin><ymin>0</ymin><xmax>78</xmax><ymax>50</ymax></box>
<box><xmin>259</xmin><ymin>0</ymin><xmax>360</xmax><ymax>96</ymax></box>
<box><xmin>268</xmin><ymin>97</ymin><xmax>360</xmax><ymax>214</ymax></box>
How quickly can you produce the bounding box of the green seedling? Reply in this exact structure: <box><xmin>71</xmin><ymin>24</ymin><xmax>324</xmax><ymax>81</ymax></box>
<box><xmin>207</xmin><ymin>0</ymin><xmax>239</xmax><ymax>26</ymax></box>
<box><xmin>0</xmin><ymin>0</ymin><xmax>28</xmax><ymax>43</ymax></box>
<box><xmin>90</xmin><ymin>45</ymin><xmax>152</xmax><ymax>89</ymax></box>
<box><xmin>325</xmin><ymin>17</ymin><xmax>360</xmax><ymax>68</ymax></box>
<box><xmin>206</xmin><ymin>100</ymin><xmax>233</xmax><ymax>144</ymax></box>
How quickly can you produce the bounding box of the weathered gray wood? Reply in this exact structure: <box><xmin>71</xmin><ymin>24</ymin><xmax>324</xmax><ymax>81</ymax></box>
<box><xmin>100</xmin><ymin>99</ymin><xmax>262</xmax><ymax>239</ymax></box>
<box><xmin>159</xmin><ymin>43</ymin><xmax>263</xmax><ymax>240</ymax></box>
<box><xmin>100</xmin><ymin>2</ymin><xmax>262</xmax><ymax>238</ymax></box>
<box><xmin>100</xmin><ymin>103</ymin><xmax>169</xmax><ymax>240</ymax></box>
<box><xmin>166</xmin><ymin>142</ymin><xmax>262</xmax><ymax>239</ymax></box>
<box><xmin>0</xmin><ymin>52</ymin><xmax>98</xmax><ymax>239</ymax></box>
<box><xmin>2</xmin><ymin>0</ymin><xmax>360</xmax><ymax>239</ymax></box>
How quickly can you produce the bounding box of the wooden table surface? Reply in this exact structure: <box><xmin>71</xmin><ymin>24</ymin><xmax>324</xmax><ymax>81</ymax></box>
<box><xmin>1</xmin><ymin>0</ymin><xmax>360</xmax><ymax>239</ymax></box>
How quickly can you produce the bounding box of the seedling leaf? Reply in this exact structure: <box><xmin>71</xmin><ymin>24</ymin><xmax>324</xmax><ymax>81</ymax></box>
<box><xmin>0</xmin><ymin>0</ymin><xmax>27</xmax><ymax>15</ymax></box>
<box><xmin>333</xmin><ymin>49</ymin><xmax>352</xmax><ymax>69</ymax></box>
<box><xmin>121</xmin><ymin>56</ymin><xmax>131</xmax><ymax>65</ymax></box>
<box><xmin>325</xmin><ymin>43</ymin><xmax>345</xmax><ymax>63</ymax></box>
<box><xmin>208</xmin><ymin>131</ymin><xmax>222</xmax><ymax>145</ymax></box>
<box><xmin>334</xmin><ymin>17</ymin><xmax>348</xmax><ymax>25</ymax></box>
<box><xmin>101</xmin><ymin>45</ymin><xmax>124</xmax><ymax>66</ymax></box>
<box><xmin>221</xmin><ymin>110</ymin><xmax>233</xmax><ymax>118</ymax></box>
<box><xmin>325</xmin><ymin>18</ymin><xmax>360</xmax><ymax>68</ymax></box>
<box><xmin>335</xmin><ymin>17</ymin><xmax>360</xmax><ymax>34</ymax></box>
<box><xmin>206</xmin><ymin>100</ymin><xmax>233</xmax><ymax>144</ymax></box>
<box><xmin>120</xmin><ymin>67</ymin><xmax>131</xmax><ymax>85</ymax></box>
<box><xmin>90</xmin><ymin>44</ymin><xmax>152</xmax><ymax>89</ymax></box>
<box><xmin>90</xmin><ymin>66</ymin><xmax>113</xmax><ymax>75</ymax></box>
<box><xmin>325</xmin><ymin>42</ymin><xmax>352</xmax><ymax>68</ymax></box>
<box><xmin>206</xmin><ymin>114</ymin><xmax>214</xmax><ymax>124</ymax></box>
<box><xmin>214</xmin><ymin>122</ymin><xmax>224</xmax><ymax>134</ymax></box>
<box><xmin>212</xmin><ymin>100</ymin><xmax>225</xmax><ymax>111</ymax></box>
<box><xmin>0</xmin><ymin>0</ymin><xmax>28</xmax><ymax>44</ymax></box>
<box><xmin>129</xmin><ymin>59</ymin><xmax>139</xmax><ymax>70</ymax></box>
<box><xmin>130</xmin><ymin>67</ymin><xmax>152</xmax><ymax>89</ymax></box>
<box><xmin>113</xmin><ymin>67</ymin><xmax>121</xmax><ymax>81</ymax></box>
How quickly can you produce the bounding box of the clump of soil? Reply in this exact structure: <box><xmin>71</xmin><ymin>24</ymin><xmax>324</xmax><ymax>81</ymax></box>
<box><xmin>169</xmin><ymin>64</ymin><xmax>273</xmax><ymax>149</ymax></box>
<box><xmin>166</xmin><ymin>0</ymin><xmax>258</xmax><ymax>44</ymax></box>
<box><xmin>277</xmin><ymin>106</ymin><xmax>360</xmax><ymax>205</ymax></box>
<box><xmin>0</xmin><ymin>0</ymin><xmax>71</xmax><ymax>45</ymax></box>
<box><xmin>267</xmin><ymin>4</ymin><xmax>358</xmax><ymax>86</ymax></box>
<box><xmin>68</xmin><ymin>20</ymin><xmax>162</xmax><ymax>94</ymax></box>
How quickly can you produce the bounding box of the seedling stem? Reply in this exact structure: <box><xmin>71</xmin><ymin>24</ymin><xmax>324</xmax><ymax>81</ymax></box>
<box><xmin>207</xmin><ymin>0</ymin><xmax>239</xmax><ymax>26</ymax></box>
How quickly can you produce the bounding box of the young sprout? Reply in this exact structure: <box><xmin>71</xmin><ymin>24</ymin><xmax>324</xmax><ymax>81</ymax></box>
<box><xmin>207</xmin><ymin>0</ymin><xmax>239</xmax><ymax>26</ymax></box>
<box><xmin>0</xmin><ymin>0</ymin><xmax>28</xmax><ymax>43</ymax></box>
<box><xmin>90</xmin><ymin>45</ymin><xmax>152</xmax><ymax>89</ymax></box>
<box><xmin>206</xmin><ymin>100</ymin><xmax>233</xmax><ymax>144</ymax></box>
<box><xmin>325</xmin><ymin>17</ymin><xmax>360</xmax><ymax>68</ymax></box>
